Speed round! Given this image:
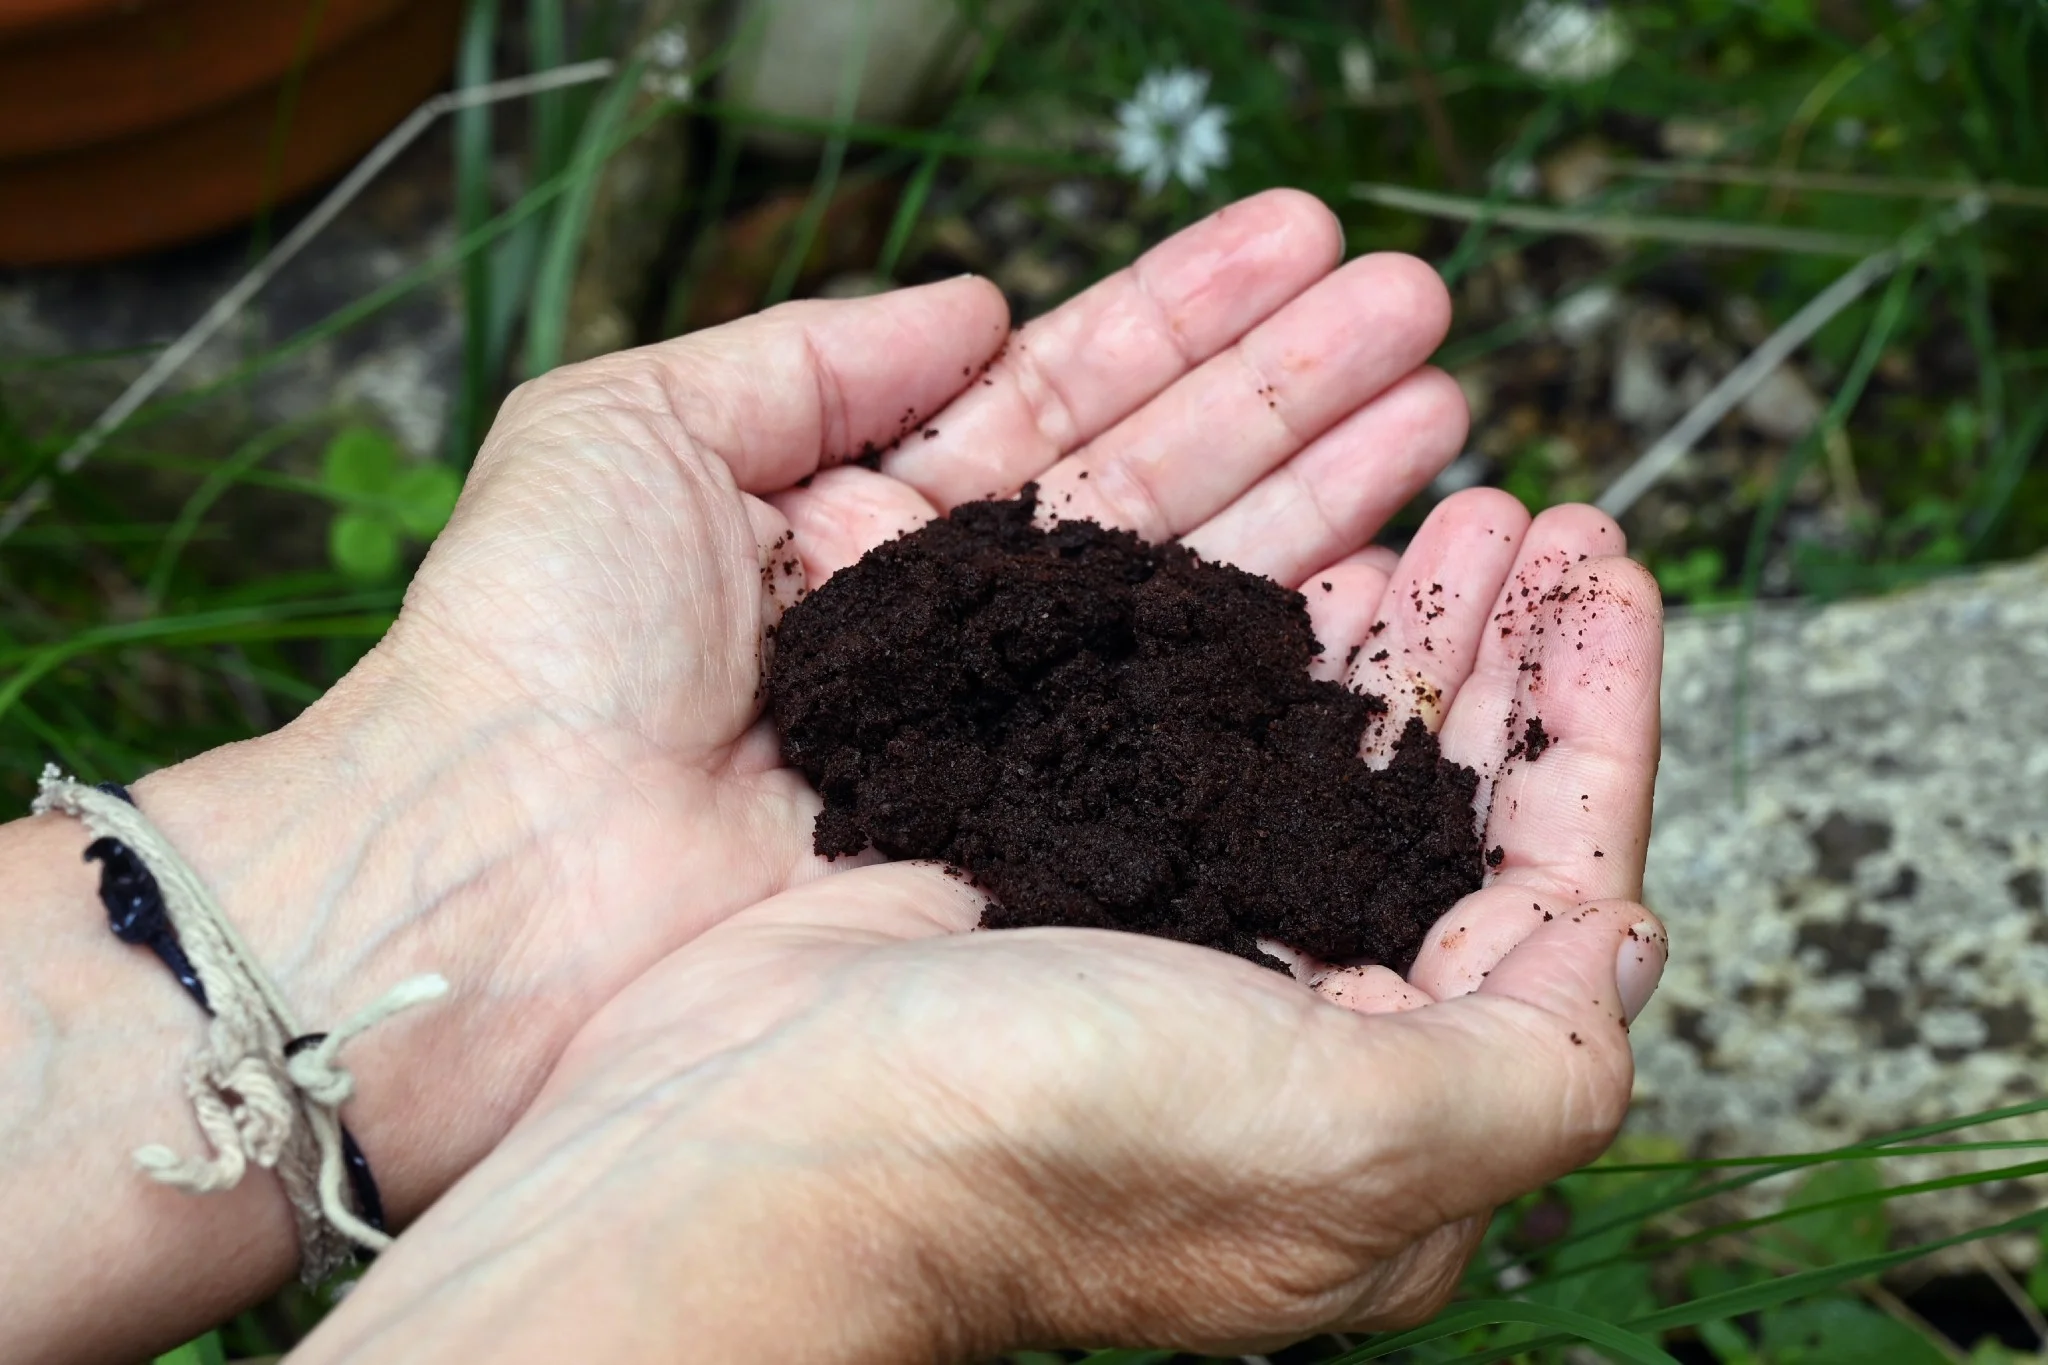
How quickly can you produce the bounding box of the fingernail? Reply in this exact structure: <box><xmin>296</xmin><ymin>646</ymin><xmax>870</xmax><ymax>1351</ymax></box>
<box><xmin>1615</xmin><ymin>919</ymin><xmax>1667</xmax><ymax>1025</ymax></box>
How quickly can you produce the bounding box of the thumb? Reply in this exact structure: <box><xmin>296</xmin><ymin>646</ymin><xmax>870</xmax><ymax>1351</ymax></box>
<box><xmin>1334</xmin><ymin>900</ymin><xmax>1665</xmax><ymax>1230</ymax></box>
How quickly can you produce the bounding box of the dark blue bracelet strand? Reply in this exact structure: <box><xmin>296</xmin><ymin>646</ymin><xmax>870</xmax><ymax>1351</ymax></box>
<box><xmin>81</xmin><ymin>781</ymin><xmax>389</xmax><ymax>1255</ymax></box>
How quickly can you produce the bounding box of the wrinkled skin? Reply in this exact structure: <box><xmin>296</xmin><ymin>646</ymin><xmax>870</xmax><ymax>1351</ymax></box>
<box><xmin>264</xmin><ymin>190</ymin><xmax>1666</xmax><ymax>1359</ymax></box>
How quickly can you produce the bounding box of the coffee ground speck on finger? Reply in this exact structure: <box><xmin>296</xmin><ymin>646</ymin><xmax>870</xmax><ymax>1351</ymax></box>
<box><xmin>768</xmin><ymin>486</ymin><xmax>1485</xmax><ymax>972</ymax></box>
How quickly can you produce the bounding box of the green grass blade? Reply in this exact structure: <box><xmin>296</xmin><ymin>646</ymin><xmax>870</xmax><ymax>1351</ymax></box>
<box><xmin>1517</xmin><ymin>1097</ymin><xmax>2048</xmax><ymax>1272</ymax></box>
<box><xmin>1523</xmin><ymin>1157</ymin><xmax>2048</xmax><ymax>1297</ymax></box>
<box><xmin>662</xmin><ymin>114</ymin><xmax>742</xmax><ymax>337</ymax></box>
<box><xmin>875</xmin><ymin>5</ymin><xmax>1010</xmax><ymax>280</ymax></box>
<box><xmin>764</xmin><ymin>0</ymin><xmax>879</xmax><ymax>307</ymax></box>
<box><xmin>1634</xmin><ymin>1205</ymin><xmax>2048</xmax><ymax>1332</ymax></box>
<box><xmin>152</xmin><ymin>1332</ymin><xmax>226</xmax><ymax>1365</ymax></box>
<box><xmin>1433</xmin><ymin>97</ymin><xmax>1563</xmax><ymax>288</ymax></box>
<box><xmin>1968</xmin><ymin>388</ymin><xmax>2048</xmax><ymax>551</ymax></box>
<box><xmin>0</xmin><ymin>601</ymin><xmax>397</xmax><ymax>725</ymax></box>
<box><xmin>1957</xmin><ymin>232</ymin><xmax>2006</xmax><ymax>474</ymax></box>
<box><xmin>99</xmin><ymin>104</ymin><xmax>674</xmax><ymax>449</ymax></box>
<box><xmin>529</xmin><ymin>0</ymin><xmax>573</xmax><ymax>179</ymax></box>
<box><xmin>1329</xmin><ymin>1298</ymin><xmax>1683</xmax><ymax>1363</ymax></box>
<box><xmin>1579</xmin><ymin>1136</ymin><xmax>2048</xmax><ymax>1174</ymax></box>
<box><xmin>145</xmin><ymin>421</ymin><xmax>321</xmax><ymax>607</ymax></box>
<box><xmin>1375</xmin><ymin>1205</ymin><xmax>2048</xmax><ymax>1365</ymax></box>
<box><xmin>454</xmin><ymin>0</ymin><xmax>503</xmax><ymax>462</ymax></box>
<box><xmin>523</xmin><ymin>64</ymin><xmax>645</xmax><ymax>378</ymax></box>
<box><xmin>12</xmin><ymin>699</ymin><xmax>100</xmax><ymax>781</ymax></box>
<box><xmin>876</xmin><ymin>151</ymin><xmax>946</xmax><ymax>284</ymax></box>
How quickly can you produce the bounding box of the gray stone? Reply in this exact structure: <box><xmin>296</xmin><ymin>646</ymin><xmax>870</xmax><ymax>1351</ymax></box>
<box><xmin>1737</xmin><ymin>364</ymin><xmax>1824</xmax><ymax>442</ymax></box>
<box><xmin>1630</xmin><ymin>553</ymin><xmax>2048</xmax><ymax>1266</ymax></box>
<box><xmin>720</xmin><ymin>0</ymin><xmax>1039</xmax><ymax>155</ymax></box>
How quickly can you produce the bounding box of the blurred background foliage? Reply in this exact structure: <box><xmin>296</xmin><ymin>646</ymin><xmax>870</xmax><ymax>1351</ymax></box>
<box><xmin>5</xmin><ymin>0</ymin><xmax>2047</xmax><ymax>794</ymax></box>
<box><xmin>2</xmin><ymin>0</ymin><xmax>2046</xmax><ymax>1360</ymax></box>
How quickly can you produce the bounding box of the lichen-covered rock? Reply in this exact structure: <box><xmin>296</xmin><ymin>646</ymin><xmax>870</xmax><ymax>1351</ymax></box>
<box><xmin>1631</xmin><ymin>554</ymin><xmax>2048</xmax><ymax>1267</ymax></box>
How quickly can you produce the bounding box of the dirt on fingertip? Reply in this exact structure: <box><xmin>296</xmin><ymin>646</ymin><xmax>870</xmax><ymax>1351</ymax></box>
<box><xmin>768</xmin><ymin>486</ymin><xmax>1486</xmax><ymax>972</ymax></box>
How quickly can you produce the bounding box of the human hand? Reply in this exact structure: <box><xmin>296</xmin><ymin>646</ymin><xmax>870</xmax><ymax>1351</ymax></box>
<box><xmin>9</xmin><ymin>188</ymin><xmax>1665</xmax><ymax>1365</ymax></box>
<box><xmin>141</xmin><ymin>190</ymin><xmax>1475</xmax><ymax>1224</ymax></box>
<box><xmin>291</xmin><ymin>535</ymin><xmax>1666</xmax><ymax>1359</ymax></box>
<box><xmin>281</xmin><ymin>193</ymin><xmax>1669</xmax><ymax>1352</ymax></box>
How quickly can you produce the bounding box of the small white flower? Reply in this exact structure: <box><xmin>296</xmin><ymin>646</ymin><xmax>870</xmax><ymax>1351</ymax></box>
<box><xmin>1113</xmin><ymin>67</ymin><xmax>1231</xmax><ymax>195</ymax></box>
<box><xmin>1501</xmin><ymin>1</ymin><xmax>1631</xmax><ymax>84</ymax></box>
<box><xmin>641</xmin><ymin>25</ymin><xmax>694</xmax><ymax>102</ymax></box>
<box><xmin>645</xmin><ymin>25</ymin><xmax>689</xmax><ymax>69</ymax></box>
<box><xmin>1489</xmin><ymin>156</ymin><xmax>1540</xmax><ymax>199</ymax></box>
<box><xmin>1339</xmin><ymin>41</ymin><xmax>1379</xmax><ymax>102</ymax></box>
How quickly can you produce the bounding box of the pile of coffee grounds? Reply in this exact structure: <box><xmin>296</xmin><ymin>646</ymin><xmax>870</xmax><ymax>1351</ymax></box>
<box><xmin>768</xmin><ymin>487</ymin><xmax>1484</xmax><ymax>972</ymax></box>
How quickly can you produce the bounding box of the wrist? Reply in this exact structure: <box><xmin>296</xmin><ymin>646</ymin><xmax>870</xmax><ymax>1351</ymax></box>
<box><xmin>0</xmin><ymin>641</ymin><xmax>702</xmax><ymax>1361</ymax></box>
<box><xmin>131</xmin><ymin>651</ymin><xmax>569</xmax><ymax>1224</ymax></box>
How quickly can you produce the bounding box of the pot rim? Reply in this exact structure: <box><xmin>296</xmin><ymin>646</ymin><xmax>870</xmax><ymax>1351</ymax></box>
<box><xmin>0</xmin><ymin>0</ymin><xmax>147</xmax><ymax>40</ymax></box>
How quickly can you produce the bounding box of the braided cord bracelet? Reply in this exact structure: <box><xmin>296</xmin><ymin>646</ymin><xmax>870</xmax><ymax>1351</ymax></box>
<box><xmin>34</xmin><ymin>767</ymin><xmax>448</xmax><ymax>1284</ymax></box>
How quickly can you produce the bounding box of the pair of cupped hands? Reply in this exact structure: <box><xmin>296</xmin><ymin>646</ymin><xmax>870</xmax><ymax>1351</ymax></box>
<box><xmin>166</xmin><ymin>191</ymin><xmax>1666</xmax><ymax>1361</ymax></box>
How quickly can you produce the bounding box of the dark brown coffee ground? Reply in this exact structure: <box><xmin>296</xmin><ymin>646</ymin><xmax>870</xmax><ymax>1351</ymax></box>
<box><xmin>769</xmin><ymin>487</ymin><xmax>1485</xmax><ymax>972</ymax></box>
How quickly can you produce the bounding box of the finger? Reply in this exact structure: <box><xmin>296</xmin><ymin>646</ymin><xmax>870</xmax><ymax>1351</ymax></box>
<box><xmin>886</xmin><ymin>190</ymin><xmax>1344</xmax><ymax>506</ymax></box>
<box><xmin>535</xmin><ymin>276</ymin><xmax>1010</xmax><ymax>494</ymax></box>
<box><xmin>1437</xmin><ymin>504</ymin><xmax>1630</xmax><ymax>798</ymax></box>
<box><xmin>1033</xmin><ymin>254</ymin><xmax>1454</xmax><ymax>544</ymax></box>
<box><xmin>1297</xmin><ymin>549</ymin><xmax>1396</xmax><ymax>683</ymax></box>
<box><xmin>1313</xmin><ymin>964</ymin><xmax>1435</xmax><ymax>1015</ymax></box>
<box><xmin>1476</xmin><ymin>900</ymin><xmax>1667</xmax><ymax>1028</ymax></box>
<box><xmin>1179</xmin><ymin>366</ymin><xmax>1469</xmax><ymax>583</ymax></box>
<box><xmin>769</xmin><ymin>466</ymin><xmax>940</xmax><ymax>585</ymax></box>
<box><xmin>1406</xmin><ymin>873</ymin><xmax>1668</xmax><ymax>1017</ymax></box>
<box><xmin>1463</xmin><ymin>556</ymin><xmax>1664</xmax><ymax>905</ymax></box>
<box><xmin>1244</xmin><ymin>933</ymin><xmax>1438</xmax><ymax>1015</ymax></box>
<box><xmin>1403</xmin><ymin>882</ymin><xmax>1624</xmax><ymax>1003</ymax></box>
<box><xmin>1346</xmin><ymin>488</ymin><xmax>1530</xmax><ymax>759</ymax></box>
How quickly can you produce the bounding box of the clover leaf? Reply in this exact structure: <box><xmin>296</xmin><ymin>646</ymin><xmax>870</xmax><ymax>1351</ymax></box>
<box><xmin>320</xmin><ymin>427</ymin><xmax>460</xmax><ymax>582</ymax></box>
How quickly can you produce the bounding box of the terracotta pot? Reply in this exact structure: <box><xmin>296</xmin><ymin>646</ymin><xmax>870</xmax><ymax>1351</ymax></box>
<box><xmin>0</xmin><ymin>0</ymin><xmax>465</xmax><ymax>265</ymax></box>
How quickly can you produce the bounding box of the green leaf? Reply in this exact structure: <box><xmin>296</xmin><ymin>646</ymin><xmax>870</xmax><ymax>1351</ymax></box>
<box><xmin>1763</xmin><ymin>1161</ymin><xmax>1891</xmax><ymax>1267</ymax></box>
<box><xmin>321</xmin><ymin>426</ymin><xmax>401</xmax><ymax>497</ymax></box>
<box><xmin>1757</xmin><ymin>1297</ymin><xmax>1948</xmax><ymax>1365</ymax></box>
<box><xmin>524</xmin><ymin>63</ymin><xmax>644</xmax><ymax>378</ymax></box>
<box><xmin>330</xmin><ymin>512</ymin><xmax>402</xmax><ymax>582</ymax></box>
<box><xmin>152</xmin><ymin>1332</ymin><xmax>226</xmax><ymax>1365</ymax></box>
<box><xmin>1654</xmin><ymin>546</ymin><xmax>1730</xmax><ymax>604</ymax></box>
<box><xmin>1966</xmin><ymin>1340</ymin><xmax>2037</xmax><ymax>1365</ymax></box>
<box><xmin>1696</xmin><ymin>1315</ymin><xmax>1760</xmax><ymax>1365</ymax></box>
<box><xmin>389</xmin><ymin>463</ymin><xmax>462</xmax><ymax>539</ymax></box>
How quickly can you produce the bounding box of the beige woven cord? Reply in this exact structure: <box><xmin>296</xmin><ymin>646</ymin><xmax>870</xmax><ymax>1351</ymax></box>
<box><xmin>33</xmin><ymin>765</ymin><xmax>447</xmax><ymax>1283</ymax></box>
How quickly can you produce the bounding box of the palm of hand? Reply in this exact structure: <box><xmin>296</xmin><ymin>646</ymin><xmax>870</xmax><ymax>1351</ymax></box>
<box><xmin>364</xmin><ymin>191</ymin><xmax>1664</xmax><ymax>1347</ymax></box>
